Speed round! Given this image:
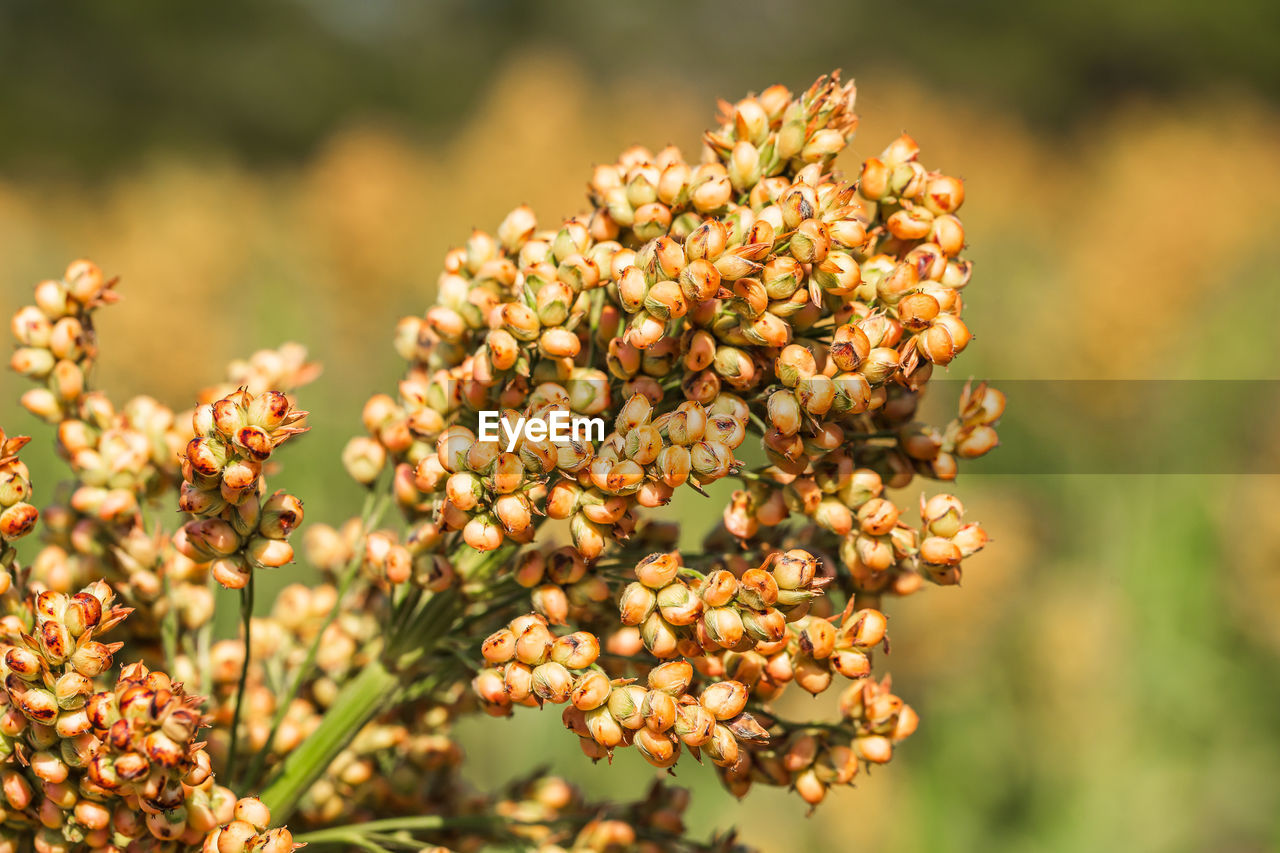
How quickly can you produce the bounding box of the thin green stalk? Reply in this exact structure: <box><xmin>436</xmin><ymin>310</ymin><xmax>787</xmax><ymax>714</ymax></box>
<box><xmin>198</xmin><ymin>572</ymin><xmax>216</xmax><ymax>697</ymax></box>
<box><xmin>226</xmin><ymin>571</ymin><xmax>255</xmax><ymax>783</ymax></box>
<box><xmin>295</xmin><ymin>814</ymin><xmax>450</xmax><ymax>843</ymax></box>
<box><xmin>259</xmin><ymin>658</ymin><xmax>401</xmax><ymax>821</ymax></box>
<box><xmin>146</xmin><ymin>503</ymin><xmax>180</xmax><ymax>667</ymax></box>
<box><xmin>257</xmin><ymin>544</ymin><xmax>514</xmax><ymax>821</ymax></box>
<box><xmin>585</xmin><ymin>288</ymin><xmax>605</xmax><ymax>364</ymax></box>
<box><xmin>160</xmin><ymin>570</ymin><xmax>178</xmax><ymax>668</ymax></box>
<box><xmin>450</xmin><ymin>588</ymin><xmax>529</xmax><ymax>634</ymax></box>
<box><xmin>295</xmin><ymin>813</ymin><xmax>555</xmax><ymax>847</ymax></box>
<box><xmin>241</xmin><ymin>488</ymin><xmax>389</xmax><ymax>787</ymax></box>
<box><xmin>386</xmin><ymin>588</ymin><xmax>460</xmax><ymax>669</ymax></box>
<box><xmin>297</xmin><ymin>813</ymin><xmax>708</xmax><ymax>851</ymax></box>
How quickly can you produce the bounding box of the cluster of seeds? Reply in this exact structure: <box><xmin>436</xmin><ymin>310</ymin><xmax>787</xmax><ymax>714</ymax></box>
<box><xmin>9</xmin><ymin>261</ymin><xmax>181</xmax><ymax>520</ymax></box>
<box><xmin>344</xmin><ymin>71</ymin><xmax>1001</xmax><ymax>577</ymax></box>
<box><xmin>199</xmin><ymin>796</ymin><xmax>293</xmax><ymax>853</ymax></box>
<box><xmin>722</xmin><ymin>675</ymin><xmax>918</xmax><ymax>805</ymax></box>
<box><xmin>543</xmin><ymin>394</ymin><xmax>748</xmax><ymax>558</ymax></box>
<box><xmin>2</xmin><ymin>582</ymin><xmax>127</xmax><ymax>738</ymax></box>
<box><xmin>84</xmin><ymin>663</ymin><xmax>211</xmax><ymax>831</ymax></box>
<box><xmin>474</xmin><ymin>616</ymin><xmax>769</xmax><ymax>771</ymax></box>
<box><xmin>0</xmin><ymin>582</ymin><xmax>293</xmax><ymax>850</ymax></box>
<box><xmin>176</xmin><ymin>389</ymin><xmax>308</xmax><ymax>589</ymax></box>
<box><xmin>0</xmin><ymin>69</ymin><xmax>1001</xmax><ymax>849</ymax></box>
<box><xmin>620</xmin><ymin>549</ymin><xmax>825</xmax><ymax>659</ymax></box>
<box><xmin>10</xmin><ymin>261</ymin><xmax>117</xmax><ymax>425</ymax></box>
<box><xmin>8</xmin><ymin>265</ymin><xmax>320</xmax><ymax>663</ymax></box>
<box><xmin>475</xmin><ymin>614</ymin><xmax>602</xmax><ymax>712</ymax></box>
<box><xmin>431</xmin><ymin>410</ymin><xmax>560</xmax><ymax>553</ymax></box>
<box><xmin>838</xmin><ymin>491</ymin><xmax>989</xmax><ymax>596</ymax></box>
<box><xmin>0</xmin><ymin>431</ymin><xmax>38</xmax><ymax>593</ymax></box>
<box><xmin>8</xmin><ymin>262</ymin><xmax>192</xmax><ymax>639</ymax></box>
<box><xmin>512</xmin><ymin>547</ymin><xmax>610</xmax><ymax>626</ymax></box>
<box><xmin>562</xmin><ymin>662</ymin><xmax>768</xmax><ymax>771</ymax></box>
<box><xmin>697</xmin><ymin>605</ymin><xmax>887</xmax><ymax>702</ymax></box>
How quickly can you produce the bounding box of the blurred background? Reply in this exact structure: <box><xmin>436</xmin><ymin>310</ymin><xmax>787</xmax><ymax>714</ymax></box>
<box><xmin>2</xmin><ymin>2</ymin><xmax>1279</xmax><ymax>851</ymax></box>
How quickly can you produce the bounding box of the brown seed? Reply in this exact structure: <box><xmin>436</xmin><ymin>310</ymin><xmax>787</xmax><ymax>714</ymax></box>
<box><xmin>700</xmin><ymin>681</ymin><xmax>748</xmax><ymax>721</ymax></box>
<box><xmin>550</xmin><ymin>631</ymin><xmax>601</xmax><ymax>669</ymax></box>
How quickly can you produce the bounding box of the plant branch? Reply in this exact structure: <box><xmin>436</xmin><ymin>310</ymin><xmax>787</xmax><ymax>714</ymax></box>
<box><xmin>241</xmin><ymin>487</ymin><xmax>391</xmax><ymax>787</ymax></box>
<box><xmin>226</xmin><ymin>571</ymin><xmax>255</xmax><ymax>783</ymax></box>
<box><xmin>258</xmin><ymin>542</ymin><xmax>516</xmax><ymax>822</ymax></box>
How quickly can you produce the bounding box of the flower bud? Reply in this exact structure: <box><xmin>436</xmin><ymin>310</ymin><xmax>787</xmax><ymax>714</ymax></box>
<box><xmin>831</xmin><ymin>648</ymin><xmax>871</xmax><ymax>678</ymax></box>
<box><xmin>614</xmin><ymin>394</ymin><xmax>652</xmax><ymax>436</ymax></box>
<box><xmin>737</xmin><ymin>568</ymin><xmax>779</xmax><ymax>610</ymax></box>
<box><xmin>642</xmin><ymin>689</ymin><xmax>678</xmax><ymax>732</ymax></box>
<box><xmin>742</xmin><ymin>607</ymin><xmax>787</xmax><ymax>643</ymax></box>
<box><xmin>10</xmin><ymin>347</ymin><xmax>55</xmax><ymax>378</ymax></box>
<box><xmin>854</xmin><ymin>735</ymin><xmax>893</xmax><ymax>764</ymax></box>
<box><xmin>919</xmin><ymin>536</ymin><xmax>962</xmax><ymax>566</ymax></box>
<box><xmin>700</xmin><ymin>570</ymin><xmax>739</xmax><ymax>608</ymax></box>
<box><xmin>798</xmin><ymin>619</ymin><xmax>837</xmax><ymax>659</ymax></box>
<box><xmin>482</xmin><ymin>628</ymin><xmax>517</xmax><ymax>665</ymax></box>
<box><xmin>522</xmin><ymin>583</ymin><xmax>566</xmax><ymax>624</ymax></box>
<box><xmin>606</xmin><ymin>684</ymin><xmax>647</xmax><ymax>731</ymax></box>
<box><xmin>924</xmin><ymin>174</ymin><xmax>965</xmax><ymax>215</ymax></box>
<box><xmin>857</xmin><ymin>498</ymin><xmax>899</xmax><ymax>536</ymax></box>
<box><xmin>673</xmin><ymin>700</ymin><xmax>715</xmax><ymax>748</ymax></box>
<box><xmin>634</xmin><ymin>552</ymin><xmax>680</xmax><ymax>588</ymax></box>
<box><xmin>953</xmin><ymin>523</ymin><xmax>989</xmax><ymax>557</ymax></box>
<box><xmin>464</xmin><ymin>514</ymin><xmax>505</xmax><ymax>552</ymax></box>
<box><xmin>0</xmin><ymin>503</ymin><xmax>38</xmax><ymax>541</ymax></box>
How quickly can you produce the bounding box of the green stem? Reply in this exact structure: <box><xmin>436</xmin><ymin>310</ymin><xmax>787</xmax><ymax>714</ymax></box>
<box><xmin>585</xmin><ymin>288</ymin><xmax>605</xmax><ymax>364</ymax></box>
<box><xmin>258</xmin><ymin>657</ymin><xmax>400</xmax><ymax>821</ymax></box>
<box><xmin>226</xmin><ymin>571</ymin><xmax>255</xmax><ymax>784</ymax></box>
<box><xmin>147</xmin><ymin>503</ymin><xmax>180</xmax><ymax>667</ymax></box>
<box><xmin>241</xmin><ymin>489</ymin><xmax>390</xmax><ymax>787</ymax></box>
<box><xmin>259</xmin><ymin>543</ymin><xmax>515</xmax><ymax>822</ymax></box>
<box><xmin>198</xmin><ymin>572</ymin><xmax>216</xmax><ymax>697</ymax></box>
<box><xmin>296</xmin><ymin>813</ymin><xmax>541</xmax><ymax>848</ymax></box>
<box><xmin>295</xmin><ymin>815</ymin><xmax>451</xmax><ymax>844</ymax></box>
<box><xmin>160</xmin><ymin>569</ymin><xmax>178</xmax><ymax>668</ymax></box>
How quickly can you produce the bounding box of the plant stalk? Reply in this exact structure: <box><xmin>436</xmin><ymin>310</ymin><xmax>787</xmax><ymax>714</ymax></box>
<box><xmin>258</xmin><ymin>542</ymin><xmax>515</xmax><ymax>822</ymax></box>
<box><xmin>258</xmin><ymin>656</ymin><xmax>400</xmax><ymax>820</ymax></box>
<box><xmin>226</xmin><ymin>571</ymin><xmax>255</xmax><ymax>784</ymax></box>
<box><xmin>242</xmin><ymin>488</ymin><xmax>390</xmax><ymax>787</ymax></box>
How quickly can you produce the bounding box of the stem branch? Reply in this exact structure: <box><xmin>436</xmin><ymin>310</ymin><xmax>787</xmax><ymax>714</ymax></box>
<box><xmin>259</xmin><ymin>658</ymin><xmax>400</xmax><ymax>820</ymax></box>
<box><xmin>226</xmin><ymin>571</ymin><xmax>255</xmax><ymax>783</ymax></box>
<box><xmin>241</xmin><ymin>488</ymin><xmax>390</xmax><ymax>787</ymax></box>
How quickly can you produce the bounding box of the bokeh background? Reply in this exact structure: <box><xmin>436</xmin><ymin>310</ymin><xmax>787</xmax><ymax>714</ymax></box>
<box><xmin>3</xmin><ymin>3</ymin><xmax>1279</xmax><ymax>851</ymax></box>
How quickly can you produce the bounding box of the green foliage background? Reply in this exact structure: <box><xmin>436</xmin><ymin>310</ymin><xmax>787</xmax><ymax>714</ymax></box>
<box><xmin>1</xmin><ymin>3</ymin><xmax>1278</xmax><ymax>851</ymax></box>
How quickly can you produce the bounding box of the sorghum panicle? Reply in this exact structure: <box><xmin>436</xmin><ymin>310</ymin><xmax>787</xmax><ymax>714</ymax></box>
<box><xmin>0</xmin><ymin>430</ymin><xmax>39</xmax><ymax>594</ymax></box>
<box><xmin>176</xmin><ymin>389</ymin><xmax>308</xmax><ymax>589</ymax></box>
<box><xmin>1</xmin><ymin>69</ymin><xmax>1000</xmax><ymax>851</ymax></box>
